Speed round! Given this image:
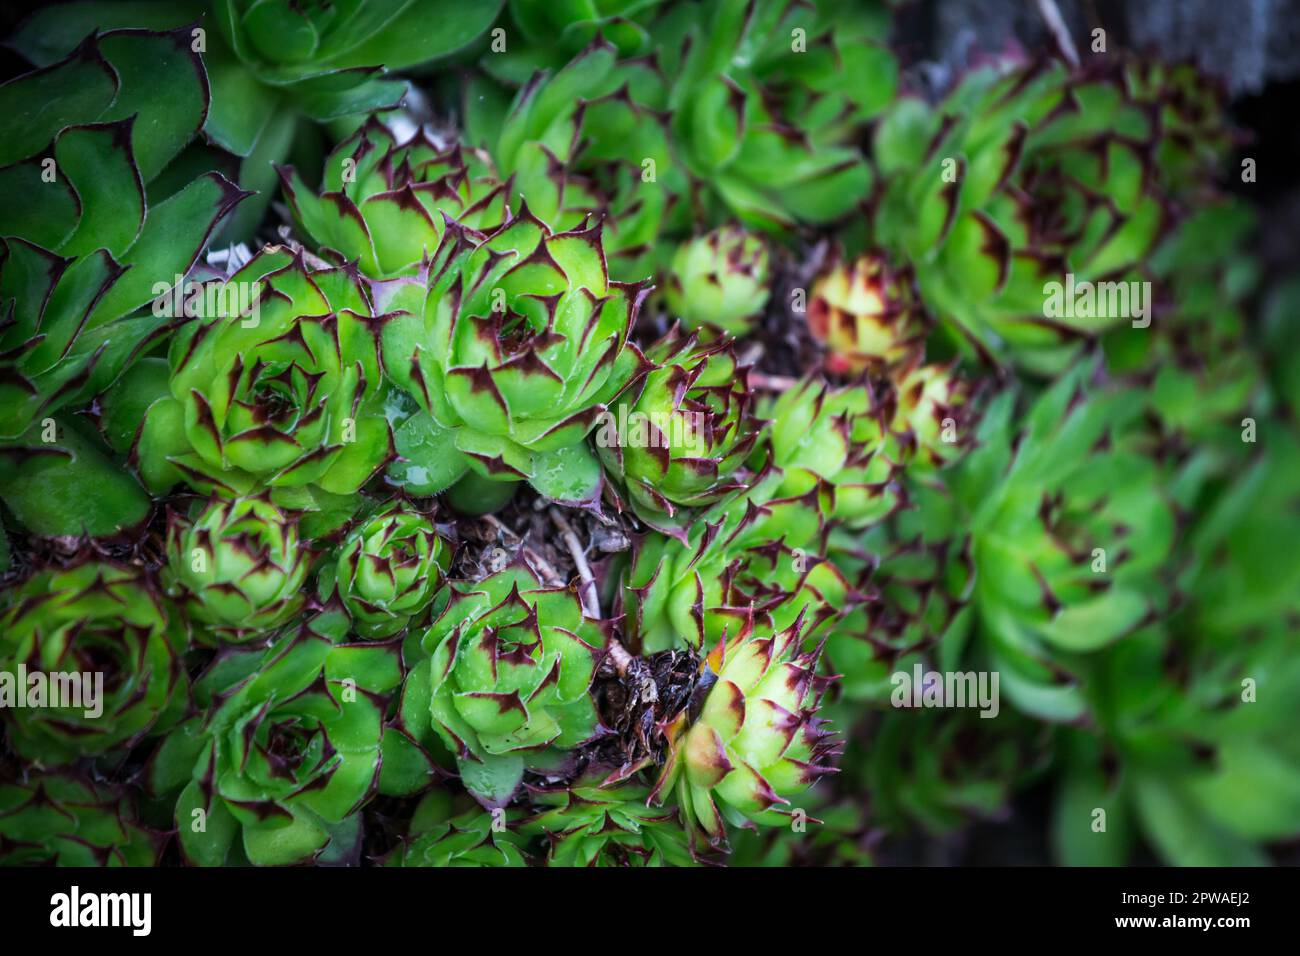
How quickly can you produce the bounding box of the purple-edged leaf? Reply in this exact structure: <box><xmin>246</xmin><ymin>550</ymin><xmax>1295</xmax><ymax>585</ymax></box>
<box><xmin>0</xmin><ymin>36</ymin><xmax>118</xmax><ymax>167</ymax></box>
<box><xmin>88</xmin><ymin>171</ymin><xmax>248</xmax><ymax>325</ymax></box>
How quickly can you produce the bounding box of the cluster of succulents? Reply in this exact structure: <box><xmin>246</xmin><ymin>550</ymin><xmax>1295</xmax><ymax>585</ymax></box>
<box><xmin>1</xmin><ymin>0</ymin><xmax>1297</xmax><ymax>871</ymax></box>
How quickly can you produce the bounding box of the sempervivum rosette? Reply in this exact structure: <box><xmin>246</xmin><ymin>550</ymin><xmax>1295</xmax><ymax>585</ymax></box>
<box><xmin>888</xmin><ymin>360</ymin><xmax>977</xmax><ymax>470</ymax></box>
<box><xmin>0</xmin><ymin>773</ymin><xmax>161</xmax><ymax>866</ymax></box>
<box><xmin>397</xmin><ymin>564</ymin><xmax>605</xmax><ymax>808</ymax></box>
<box><xmin>597</xmin><ymin>325</ymin><xmax>760</xmax><ymax>528</ymax></box>
<box><xmin>0</xmin><ymin>563</ymin><xmax>185</xmax><ymax>765</ymax></box>
<box><xmin>623</xmin><ymin>470</ymin><xmax>860</xmax><ymax>652</ymax></box>
<box><xmin>380</xmin><ymin>207</ymin><xmax>649</xmax><ymax>508</ymax></box>
<box><xmin>0</xmin><ymin>27</ymin><xmax>246</xmax><ymax>441</ymax></box>
<box><xmin>282</xmin><ymin>120</ymin><xmax>512</xmax><ymax>279</ymax></box>
<box><xmin>385</xmin><ymin>796</ymin><xmax>528</xmax><ymax>867</ymax></box>
<box><xmin>649</xmin><ymin>614</ymin><xmax>839</xmax><ymax>849</ymax></box>
<box><xmin>664</xmin><ymin>226</ymin><xmax>771</xmax><ymax>336</ymax></box>
<box><xmin>872</xmin><ymin>60</ymin><xmax>1174</xmax><ymax>375</ymax></box>
<box><xmin>469</xmin><ymin>1</ymin><xmax>897</xmax><ymax>281</ymax></box>
<box><xmin>763</xmin><ymin>377</ymin><xmax>902</xmax><ymax>528</ymax></box>
<box><xmin>163</xmin><ymin>495</ymin><xmax>308</xmax><ymax>644</ymax></box>
<box><xmin>148</xmin><ymin>614</ymin><xmax>406</xmax><ymax>866</ymax></box>
<box><xmin>520</xmin><ymin>778</ymin><xmax>693</xmax><ymax>867</ymax></box>
<box><xmin>12</xmin><ymin>1</ymin><xmax>503</xmax><ymax>241</ymax></box>
<box><xmin>316</xmin><ymin>499</ymin><xmax>452</xmax><ymax>638</ymax></box>
<box><xmin>126</xmin><ymin>246</ymin><xmax>394</xmax><ymax>506</ymax></box>
<box><xmin>806</xmin><ymin>253</ymin><xmax>926</xmax><ymax>375</ymax></box>
<box><xmin>961</xmin><ymin>362</ymin><xmax>1176</xmax><ymax>723</ymax></box>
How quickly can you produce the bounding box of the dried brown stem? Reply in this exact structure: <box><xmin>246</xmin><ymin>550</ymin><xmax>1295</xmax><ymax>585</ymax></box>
<box><xmin>550</xmin><ymin>508</ymin><xmax>600</xmax><ymax>618</ymax></box>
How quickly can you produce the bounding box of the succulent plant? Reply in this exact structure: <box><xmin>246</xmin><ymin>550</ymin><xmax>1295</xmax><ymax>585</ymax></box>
<box><xmin>762</xmin><ymin>377</ymin><xmax>901</xmax><ymax>528</ymax></box>
<box><xmin>822</xmin><ymin>480</ymin><xmax>974</xmax><ymax>704</ymax></box>
<box><xmin>0</xmin><ymin>773</ymin><xmax>161</xmax><ymax>866</ymax></box>
<box><xmin>379</xmin><ymin>207</ymin><xmax>649</xmax><ymax>507</ymax></box>
<box><xmin>149</xmin><ymin>613</ymin><xmax>406</xmax><ymax>866</ymax></box>
<box><xmin>385</xmin><ymin>794</ymin><xmax>527</xmax><ymax>867</ymax></box>
<box><xmin>481</xmin><ymin>0</ymin><xmax>666</xmax><ymax>87</ymax></box>
<box><xmin>0</xmin><ymin>27</ymin><xmax>245</xmax><ymax>442</ymax></box>
<box><xmin>12</xmin><ymin>1</ymin><xmax>505</xmax><ymax>240</ymax></box>
<box><xmin>664</xmin><ymin>226</ymin><xmax>770</xmax><ymax>336</ymax></box>
<box><xmin>520</xmin><ymin>778</ymin><xmax>693</xmax><ymax>866</ymax></box>
<box><xmin>649</xmin><ymin>614</ymin><xmax>839</xmax><ymax>848</ymax></box>
<box><xmin>469</xmin><ymin>0</ymin><xmax>897</xmax><ymax>280</ymax></box>
<box><xmin>623</xmin><ymin>471</ymin><xmax>857</xmax><ymax>653</ymax></box>
<box><xmin>124</xmin><ymin>246</ymin><xmax>394</xmax><ymax>508</ymax></box>
<box><xmin>960</xmin><ymin>363</ymin><xmax>1177</xmax><ymax>723</ymax></box>
<box><xmin>806</xmin><ymin>253</ymin><xmax>925</xmax><ymax>374</ymax></box>
<box><xmin>316</xmin><ymin>499</ymin><xmax>452</xmax><ymax>638</ymax></box>
<box><xmin>281</xmin><ymin>119</ymin><xmax>512</xmax><ymax>279</ymax></box>
<box><xmin>400</xmin><ymin>564</ymin><xmax>605</xmax><ymax>808</ymax></box>
<box><xmin>872</xmin><ymin>60</ymin><xmax>1175</xmax><ymax>374</ymax></box>
<box><xmin>0</xmin><ymin>563</ymin><xmax>185</xmax><ymax>765</ymax></box>
<box><xmin>888</xmin><ymin>360</ymin><xmax>976</xmax><ymax>470</ymax></box>
<box><xmin>597</xmin><ymin>325</ymin><xmax>760</xmax><ymax>527</ymax></box>
<box><xmin>164</xmin><ymin>495</ymin><xmax>308</xmax><ymax>644</ymax></box>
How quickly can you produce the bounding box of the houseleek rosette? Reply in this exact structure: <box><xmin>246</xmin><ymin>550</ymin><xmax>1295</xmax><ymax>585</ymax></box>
<box><xmin>163</xmin><ymin>495</ymin><xmax>308</xmax><ymax>644</ymax></box>
<box><xmin>873</xmin><ymin>60</ymin><xmax>1175</xmax><ymax>374</ymax></box>
<box><xmin>664</xmin><ymin>226</ymin><xmax>770</xmax><ymax>336</ymax></box>
<box><xmin>823</xmin><ymin>480</ymin><xmax>974</xmax><ymax>703</ymax></box>
<box><xmin>889</xmin><ymin>361</ymin><xmax>976</xmax><ymax>470</ymax></box>
<box><xmin>649</xmin><ymin>615</ymin><xmax>839</xmax><ymax>848</ymax></box>
<box><xmin>282</xmin><ymin>120</ymin><xmax>512</xmax><ymax>279</ymax></box>
<box><xmin>380</xmin><ymin>208</ymin><xmax>649</xmax><ymax>507</ymax></box>
<box><xmin>398</xmin><ymin>565</ymin><xmax>605</xmax><ymax>808</ymax></box>
<box><xmin>470</xmin><ymin>0</ymin><xmax>897</xmax><ymax>279</ymax></box>
<box><xmin>0</xmin><ymin>563</ymin><xmax>185</xmax><ymax>765</ymax></box>
<box><xmin>961</xmin><ymin>362</ymin><xmax>1176</xmax><ymax>723</ymax></box>
<box><xmin>520</xmin><ymin>778</ymin><xmax>693</xmax><ymax>866</ymax></box>
<box><xmin>316</xmin><ymin>500</ymin><xmax>452</xmax><ymax>638</ymax></box>
<box><xmin>128</xmin><ymin>246</ymin><xmax>394</xmax><ymax>505</ymax></box>
<box><xmin>806</xmin><ymin>253</ymin><xmax>925</xmax><ymax>374</ymax></box>
<box><xmin>149</xmin><ymin>614</ymin><xmax>407</xmax><ymax>866</ymax></box>
<box><xmin>598</xmin><ymin>325</ymin><xmax>760</xmax><ymax>527</ymax></box>
<box><xmin>386</xmin><ymin>795</ymin><xmax>527</xmax><ymax>867</ymax></box>
<box><xmin>0</xmin><ymin>26</ymin><xmax>246</xmax><ymax>441</ymax></box>
<box><xmin>0</xmin><ymin>773</ymin><xmax>161</xmax><ymax>866</ymax></box>
<box><xmin>624</xmin><ymin>470</ymin><xmax>858</xmax><ymax>652</ymax></box>
<box><xmin>763</xmin><ymin>377</ymin><xmax>901</xmax><ymax>528</ymax></box>
<box><xmin>12</xmin><ymin>1</ymin><xmax>504</xmax><ymax>240</ymax></box>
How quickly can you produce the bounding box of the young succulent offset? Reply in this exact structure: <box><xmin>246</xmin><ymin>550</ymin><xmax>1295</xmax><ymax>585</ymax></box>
<box><xmin>624</xmin><ymin>470</ymin><xmax>858</xmax><ymax>652</ymax></box>
<box><xmin>597</xmin><ymin>325</ymin><xmax>760</xmax><ymax>527</ymax></box>
<box><xmin>889</xmin><ymin>361</ymin><xmax>975</xmax><ymax>470</ymax></box>
<box><xmin>402</xmin><ymin>564</ymin><xmax>605</xmax><ymax>808</ymax></box>
<box><xmin>164</xmin><ymin>495</ymin><xmax>308</xmax><ymax>644</ymax></box>
<box><xmin>806</xmin><ymin>253</ymin><xmax>925</xmax><ymax>374</ymax></box>
<box><xmin>650</xmin><ymin>614</ymin><xmax>840</xmax><ymax>847</ymax></box>
<box><xmin>282</xmin><ymin>120</ymin><xmax>512</xmax><ymax>279</ymax></box>
<box><xmin>665</xmin><ymin>227</ymin><xmax>771</xmax><ymax>336</ymax></box>
<box><xmin>317</xmin><ymin>499</ymin><xmax>452</xmax><ymax>638</ymax></box>
<box><xmin>763</xmin><ymin>377</ymin><xmax>901</xmax><ymax>528</ymax></box>
<box><xmin>0</xmin><ymin>563</ymin><xmax>186</xmax><ymax>765</ymax></box>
